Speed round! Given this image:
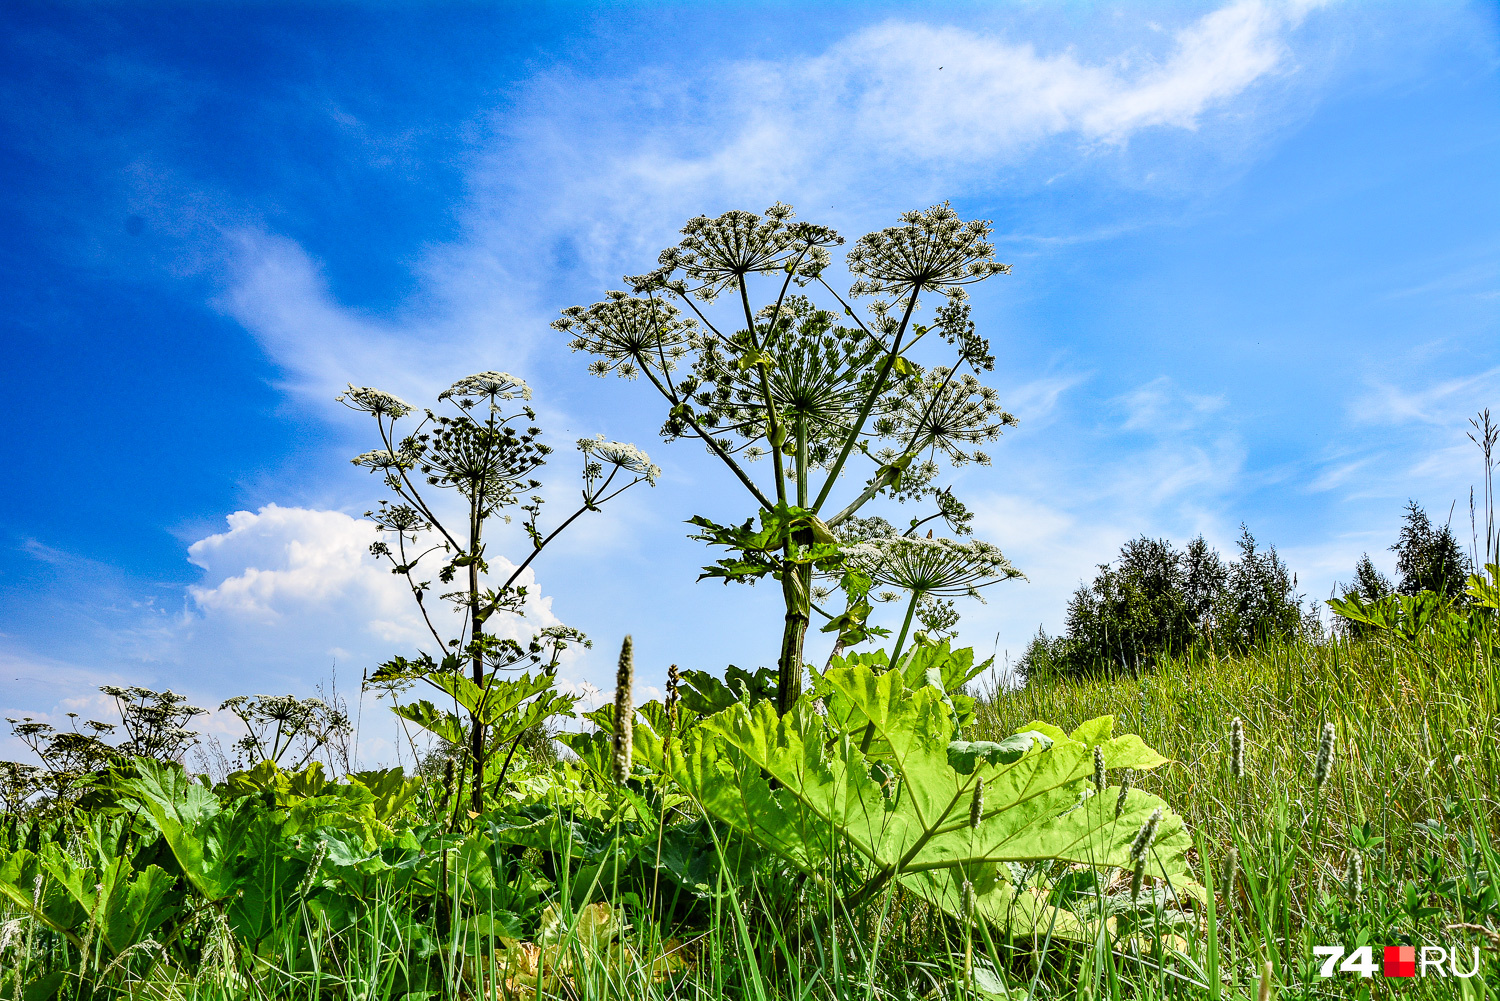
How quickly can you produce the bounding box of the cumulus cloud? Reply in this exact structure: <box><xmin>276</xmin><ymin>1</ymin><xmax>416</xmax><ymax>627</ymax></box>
<box><xmin>183</xmin><ymin>504</ymin><xmax>567</xmax><ymax>668</ymax></box>
<box><xmin>187</xmin><ymin>504</ymin><xmax>424</xmax><ymax>640</ymax></box>
<box><xmin>2</xmin><ymin>504</ymin><xmax>587</xmax><ymax>765</ymax></box>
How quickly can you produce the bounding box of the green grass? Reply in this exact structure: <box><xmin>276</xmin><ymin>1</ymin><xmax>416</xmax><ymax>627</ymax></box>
<box><xmin>4</xmin><ymin>630</ymin><xmax>1498</xmax><ymax>1000</ymax></box>
<box><xmin>964</xmin><ymin>629</ymin><xmax>1500</xmax><ymax>998</ymax></box>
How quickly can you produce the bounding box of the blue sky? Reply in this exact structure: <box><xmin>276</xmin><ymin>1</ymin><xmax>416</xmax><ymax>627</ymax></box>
<box><xmin>2</xmin><ymin>1</ymin><xmax>1497</xmax><ymax>763</ymax></box>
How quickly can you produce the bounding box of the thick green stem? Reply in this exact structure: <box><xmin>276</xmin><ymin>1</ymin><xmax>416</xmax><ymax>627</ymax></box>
<box><xmin>777</xmin><ymin>565</ymin><xmax>811</xmax><ymax>711</ymax></box>
<box><xmin>889</xmin><ymin>590</ymin><xmax>923</xmax><ymax>667</ymax></box>
<box><xmin>468</xmin><ymin>546</ymin><xmax>485</xmax><ymax>818</ymax></box>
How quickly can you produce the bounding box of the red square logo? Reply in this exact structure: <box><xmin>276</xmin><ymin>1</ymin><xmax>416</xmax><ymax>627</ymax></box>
<box><xmin>1384</xmin><ymin>945</ymin><xmax>1416</xmax><ymax>978</ymax></box>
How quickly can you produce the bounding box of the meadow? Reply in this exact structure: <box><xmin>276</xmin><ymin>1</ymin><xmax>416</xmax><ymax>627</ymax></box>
<box><xmin>2</xmin><ymin>620</ymin><xmax>1497</xmax><ymax>1000</ymax></box>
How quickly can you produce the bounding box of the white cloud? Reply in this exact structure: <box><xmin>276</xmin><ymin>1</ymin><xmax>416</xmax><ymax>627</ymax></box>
<box><xmin>187</xmin><ymin>504</ymin><xmax>424</xmax><ymax>642</ymax></box>
<box><xmin>207</xmin><ymin>1</ymin><xmax>1318</xmax><ymax>442</ymax></box>
<box><xmin>1117</xmin><ymin>375</ymin><xmax>1228</xmax><ymax>433</ymax></box>
<box><xmin>1351</xmin><ymin>367</ymin><xmax>1500</xmax><ymax>427</ymax></box>
<box><xmin>184</xmin><ymin>504</ymin><xmax>568</xmax><ymax>663</ymax></box>
<box><xmin>2</xmin><ymin>505</ymin><xmax>589</xmax><ymax>766</ymax></box>
<box><xmin>773</xmin><ymin>0</ymin><xmax>1300</xmax><ymax>159</ymax></box>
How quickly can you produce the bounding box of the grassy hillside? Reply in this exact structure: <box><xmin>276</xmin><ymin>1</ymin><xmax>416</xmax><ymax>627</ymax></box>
<box><xmin>965</xmin><ymin>630</ymin><xmax>1500</xmax><ymax>998</ymax></box>
<box><xmin>3</xmin><ymin>630</ymin><xmax>1496</xmax><ymax>1000</ymax></box>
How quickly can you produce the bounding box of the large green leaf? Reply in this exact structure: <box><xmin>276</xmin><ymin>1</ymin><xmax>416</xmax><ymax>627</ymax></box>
<box><xmin>0</xmin><ymin>847</ymin><xmax>88</xmax><ymax>949</ymax></box>
<box><xmin>114</xmin><ymin>759</ymin><xmax>251</xmax><ymax>901</ymax></box>
<box><xmin>0</xmin><ymin>842</ymin><xmax>179</xmax><ymax>957</ymax></box>
<box><xmin>673</xmin><ymin>662</ymin><xmax>1194</xmax><ymax>930</ymax></box>
<box><xmin>392</xmin><ymin>671</ymin><xmax>577</xmax><ymax>760</ymax></box>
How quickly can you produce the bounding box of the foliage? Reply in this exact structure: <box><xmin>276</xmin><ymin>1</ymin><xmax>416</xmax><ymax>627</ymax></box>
<box><xmin>977</xmin><ymin>617</ymin><xmax>1500</xmax><ymax>999</ymax></box>
<box><xmin>1391</xmin><ymin>499</ymin><xmax>1471</xmax><ymax>600</ymax></box>
<box><xmin>673</xmin><ymin>655</ymin><xmax>1194</xmax><ymax>941</ymax></box>
<box><xmin>218</xmin><ymin>694</ymin><xmax>351</xmax><ymax>770</ymax></box>
<box><xmin>1030</xmin><ymin>527</ymin><xmax>1306</xmax><ymax>679</ymax></box>
<box><xmin>4</xmin><ymin>686</ymin><xmax>207</xmax><ymax>814</ymax></box>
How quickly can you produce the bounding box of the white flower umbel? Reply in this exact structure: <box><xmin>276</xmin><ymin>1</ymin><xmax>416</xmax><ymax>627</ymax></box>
<box><xmin>845</xmin><ymin>535</ymin><xmax>1020</xmax><ymax>599</ymax></box>
<box><xmin>553</xmin><ymin>292</ymin><xmax>695</xmax><ymax>379</ymax></box>
<box><xmin>352</xmin><ymin>449</ymin><xmax>404</xmax><ymax>471</ymax></box>
<box><xmin>844</xmin><ymin>534</ymin><xmax>1021</xmax><ymax>665</ymax></box>
<box><xmin>337</xmin><ymin>385</ymin><xmax>413</xmax><ymax>418</ymax></box>
<box><xmin>439</xmin><ymin>371</ymin><xmax>532</xmax><ymax>404</ymax></box>
<box><xmin>846</xmin><ymin>202</ymin><xmax>1011</xmax><ymax>302</ymax></box>
<box><xmin>579</xmin><ymin>435</ymin><xmax>661</xmax><ymax>486</ymax></box>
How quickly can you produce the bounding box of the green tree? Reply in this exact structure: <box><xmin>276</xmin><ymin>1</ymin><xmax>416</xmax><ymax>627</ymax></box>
<box><xmin>555</xmin><ymin>203</ymin><xmax>1017</xmax><ymax>709</ymax></box>
<box><xmin>1345</xmin><ymin>553</ymin><xmax>1393</xmax><ymax>603</ymax></box>
<box><xmin>1218</xmin><ymin>526</ymin><xmax>1302</xmax><ymax>650</ymax></box>
<box><xmin>342</xmin><ymin>373</ymin><xmax>656</xmax><ymax>813</ymax></box>
<box><xmin>1060</xmin><ymin>536</ymin><xmax>1193</xmax><ymax>673</ymax></box>
<box><xmin>1391</xmin><ymin>500</ymin><xmax>1469</xmax><ymax>600</ymax></box>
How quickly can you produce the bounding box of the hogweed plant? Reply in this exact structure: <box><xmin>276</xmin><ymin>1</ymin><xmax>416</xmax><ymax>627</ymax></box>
<box><xmin>342</xmin><ymin>372</ymin><xmax>656</xmax><ymax>813</ymax></box>
<box><xmin>217</xmin><ymin>694</ymin><xmax>351</xmax><ymax>770</ymax></box>
<box><xmin>556</xmin><ymin>202</ymin><xmax>1018</xmax><ymax>709</ymax></box>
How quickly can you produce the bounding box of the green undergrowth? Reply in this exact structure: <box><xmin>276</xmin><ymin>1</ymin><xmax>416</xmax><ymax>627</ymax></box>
<box><xmin>2</xmin><ymin>632</ymin><xmax>1497</xmax><ymax>1000</ymax></box>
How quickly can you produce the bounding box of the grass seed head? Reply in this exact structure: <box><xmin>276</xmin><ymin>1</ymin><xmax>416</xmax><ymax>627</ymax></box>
<box><xmin>1313</xmin><ymin>721</ymin><xmax>1335</xmax><ymax>790</ymax></box>
<box><xmin>1345</xmin><ymin>852</ymin><xmax>1362</xmax><ymax>901</ymax></box>
<box><xmin>1129</xmin><ymin>808</ymin><xmax>1162</xmax><ymax>862</ymax></box>
<box><xmin>1257</xmin><ymin>959</ymin><xmax>1274</xmax><ymax>1001</ymax></box>
<box><xmin>969</xmin><ymin>777</ymin><xmax>984</xmax><ymax>829</ymax></box>
<box><xmin>1130</xmin><ymin>856</ymin><xmax>1147</xmax><ymax>903</ymax></box>
<box><xmin>1222</xmin><ymin>846</ymin><xmax>1238</xmax><ymax>900</ymax></box>
<box><xmin>1115</xmin><ymin>768</ymin><xmax>1134</xmax><ymax>819</ymax></box>
<box><xmin>612</xmin><ymin>634</ymin><xmax>634</xmax><ymax>784</ymax></box>
<box><xmin>663</xmin><ymin>662</ymin><xmax>680</xmax><ymax>756</ymax></box>
<box><xmin>1093</xmin><ymin>744</ymin><xmax>1106</xmax><ymax>790</ymax></box>
<box><xmin>1230</xmin><ymin>716</ymin><xmax>1245</xmax><ymax>780</ymax></box>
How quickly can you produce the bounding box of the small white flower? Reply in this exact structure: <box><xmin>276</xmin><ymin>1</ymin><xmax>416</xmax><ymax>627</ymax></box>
<box><xmin>843</xmin><ymin>535</ymin><xmax>1021</xmax><ymax>598</ymax></box>
<box><xmin>352</xmin><ymin>449</ymin><xmax>403</xmax><ymax>470</ymax></box>
<box><xmin>337</xmin><ymin>385</ymin><xmax>413</xmax><ymax>418</ymax></box>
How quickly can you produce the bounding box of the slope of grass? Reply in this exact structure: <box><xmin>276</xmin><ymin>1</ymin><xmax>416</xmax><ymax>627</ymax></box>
<box><xmin>969</xmin><ymin>630</ymin><xmax>1500</xmax><ymax>998</ymax></box>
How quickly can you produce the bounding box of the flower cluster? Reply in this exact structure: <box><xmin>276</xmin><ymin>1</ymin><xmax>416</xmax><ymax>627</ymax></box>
<box><xmin>881</xmin><ymin>367</ymin><xmax>1015</xmax><ymax>467</ymax></box>
<box><xmin>352</xmin><ymin>449</ymin><xmax>404</xmax><ymax>471</ymax></box>
<box><xmin>629</xmin><ymin>204</ymin><xmax>843</xmax><ymax>304</ymax></box>
<box><xmin>846</xmin><ymin>202</ymin><xmax>1010</xmax><ymax>301</ymax></box>
<box><xmin>438</xmin><ymin>371</ymin><xmax>532</xmax><ymax>404</ymax></box>
<box><xmin>337</xmin><ymin>385</ymin><xmax>414</xmax><ymax>419</ymax></box>
<box><xmin>843</xmin><ymin>535</ymin><xmax>1021</xmax><ymax>599</ymax></box>
<box><xmin>578</xmin><ymin>435</ymin><xmax>660</xmax><ymax>485</ymax></box>
<box><xmin>552</xmin><ymin>292</ymin><xmax>695</xmax><ymax>380</ymax></box>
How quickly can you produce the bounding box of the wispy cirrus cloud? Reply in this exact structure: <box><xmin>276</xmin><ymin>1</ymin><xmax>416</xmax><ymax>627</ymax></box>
<box><xmin>1352</xmin><ymin>367</ymin><xmax>1500</xmax><ymax>427</ymax></box>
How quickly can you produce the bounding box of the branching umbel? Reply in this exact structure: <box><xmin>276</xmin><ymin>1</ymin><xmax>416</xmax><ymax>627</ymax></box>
<box><xmin>556</xmin><ymin>203</ymin><xmax>1019</xmax><ymax>709</ymax></box>
<box><xmin>342</xmin><ymin>372</ymin><xmax>656</xmax><ymax>814</ymax></box>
